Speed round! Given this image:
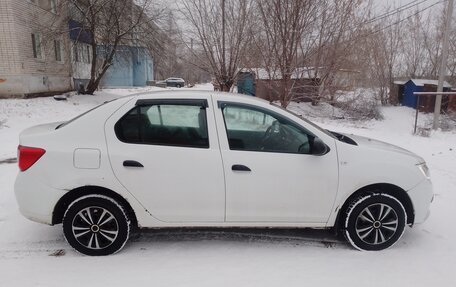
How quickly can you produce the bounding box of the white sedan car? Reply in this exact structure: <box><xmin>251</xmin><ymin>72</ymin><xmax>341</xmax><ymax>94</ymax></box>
<box><xmin>15</xmin><ymin>91</ymin><xmax>433</xmax><ymax>255</ymax></box>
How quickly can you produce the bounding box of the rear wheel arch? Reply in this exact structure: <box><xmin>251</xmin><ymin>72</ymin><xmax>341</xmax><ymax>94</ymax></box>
<box><xmin>52</xmin><ymin>186</ymin><xmax>138</xmax><ymax>231</ymax></box>
<box><xmin>334</xmin><ymin>183</ymin><xmax>414</xmax><ymax>233</ymax></box>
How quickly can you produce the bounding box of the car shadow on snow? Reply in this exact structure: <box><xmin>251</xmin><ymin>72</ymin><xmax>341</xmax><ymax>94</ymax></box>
<box><xmin>130</xmin><ymin>227</ymin><xmax>349</xmax><ymax>250</ymax></box>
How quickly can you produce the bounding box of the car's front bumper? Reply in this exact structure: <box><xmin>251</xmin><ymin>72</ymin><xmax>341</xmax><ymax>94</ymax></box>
<box><xmin>407</xmin><ymin>178</ymin><xmax>433</xmax><ymax>225</ymax></box>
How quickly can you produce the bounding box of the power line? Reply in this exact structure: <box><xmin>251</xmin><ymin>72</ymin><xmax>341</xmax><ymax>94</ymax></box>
<box><xmin>366</xmin><ymin>0</ymin><xmax>446</xmax><ymax>37</ymax></box>
<box><xmin>306</xmin><ymin>0</ymin><xmax>446</xmax><ymax>56</ymax></box>
<box><xmin>315</xmin><ymin>0</ymin><xmax>433</xmax><ymax>40</ymax></box>
<box><xmin>364</xmin><ymin>0</ymin><xmax>427</xmax><ymax>25</ymax></box>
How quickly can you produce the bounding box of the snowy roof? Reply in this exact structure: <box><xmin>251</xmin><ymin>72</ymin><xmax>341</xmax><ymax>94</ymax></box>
<box><xmin>239</xmin><ymin>67</ymin><xmax>318</xmax><ymax>80</ymax></box>
<box><xmin>410</xmin><ymin>79</ymin><xmax>451</xmax><ymax>88</ymax></box>
<box><xmin>394</xmin><ymin>80</ymin><xmax>407</xmax><ymax>85</ymax></box>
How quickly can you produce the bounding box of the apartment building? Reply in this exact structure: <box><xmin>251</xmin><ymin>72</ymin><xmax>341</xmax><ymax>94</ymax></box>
<box><xmin>0</xmin><ymin>0</ymin><xmax>159</xmax><ymax>98</ymax></box>
<box><xmin>0</xmin><ymin>0</ymin><xmax>73</xmax><ymax>98</ymax></box>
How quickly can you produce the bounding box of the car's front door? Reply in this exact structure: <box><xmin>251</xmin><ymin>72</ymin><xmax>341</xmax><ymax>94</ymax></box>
<box><xmin>105</xmin><ymin>97</ymin><xmax>225</xmax><ymax>222</ymax></box>
<box><xmin>214</xmin><ymin>101</ymin><xmax>338</xmax><ymax>223</ymax></box>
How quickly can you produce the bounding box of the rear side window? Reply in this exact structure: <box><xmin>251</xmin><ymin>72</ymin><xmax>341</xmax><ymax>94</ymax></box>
<box><xmin>115</xmin><ymin>103</ymin><xmax>209</xmax><ymax>148</ymax></box>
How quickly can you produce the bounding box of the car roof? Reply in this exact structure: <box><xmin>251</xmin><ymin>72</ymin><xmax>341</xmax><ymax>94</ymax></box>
<box><xmin>127</xmin><ymin>89</ymin><xmax>270</xmax><ymax>105</ymax></box>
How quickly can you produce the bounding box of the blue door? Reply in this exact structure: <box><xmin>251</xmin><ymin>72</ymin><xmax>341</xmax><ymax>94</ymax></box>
<box><xmin>237</xmin><ymin>72</ymin><xmax>255</xmax><ymax>96</ymax></box>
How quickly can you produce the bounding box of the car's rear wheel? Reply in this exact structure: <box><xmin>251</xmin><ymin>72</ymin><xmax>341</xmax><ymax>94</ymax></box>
<box><xmin>63</xmin><ymin>195</ymin><xmax>130</xmax><ymax>256</ymax></box>
<box><xmin>344</xmin><ymin>193</ymin><xmax>406</xmax><ymax>251</ymax></box>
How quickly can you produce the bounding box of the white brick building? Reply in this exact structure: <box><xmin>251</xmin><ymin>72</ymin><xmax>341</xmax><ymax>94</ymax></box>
<box><xmin>0</xmin><ymin>0</ymin><xmax>73</xmax><ymax>98</ymax></box>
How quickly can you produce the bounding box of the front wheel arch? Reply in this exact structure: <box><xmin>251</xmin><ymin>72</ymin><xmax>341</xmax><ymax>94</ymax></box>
<box><xmin>52</xmin><ymin>186</ymin><xmax>138</xmax><ymax>231</ymax></box>
<box><xmin>334</xmin><ymin>183</ymin><xmax>414</xmax><ymax>234</ymax></box>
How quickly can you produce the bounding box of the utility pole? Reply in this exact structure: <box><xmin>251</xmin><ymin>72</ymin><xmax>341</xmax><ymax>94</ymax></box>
<box><xmin>190</xmin><ymin>38</ymin><xmax>194</xmax><ymax>84</ymax></box>
<box><xmin>221</xmin><ymin>0</ymin><xmax>226</xmax><ymax>91</ymax></box>
<box><xmin>433</xmin><ymin>0</ymin><xmax>454</xmax><ymax>130</ymax></box>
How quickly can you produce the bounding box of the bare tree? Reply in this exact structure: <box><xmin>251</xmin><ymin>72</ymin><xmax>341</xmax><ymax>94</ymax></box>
<box><xmin>152</xmin><ymin>10</ymin><xmax>183</xmax><ymax>80</ymax></box>
<box><xmin>251</xmin><ymin>0</ymin><xmax>365</xmax><ymax>107</ymax></box>
<box><xmin>254</xmin><ymin>0</ymin><xmax>318</xmax><ymax>107</ymax></box>
<box><xmin>65</xmin><ymin>0</ymin><xmax>166</xmax><ymax>94</ymax></box>
<box><xmin>447</xmin><ymin>16</ymin><xmax>456</xmax><ymax>79</ymax></box>
<box><xmin>178</xmin><ymin>0</ymin><xmax>255</xmax><ymax>91</ymax></box>
<box><xmin>305</xmin><ymin>0</ymin><xmax>366</xmax><ymax>105</ymax></box>
<box><xmin>400</xmin><ymin>12</ymin><xmax>428</xmax><ymax>78</ymax></box>
<box><xmin>367</xmin><ymin>11</ymin><xmax>403</xmax><ymax>105</ymax></box>
<box><xmin>27</xmin><ymin>0</ymin><xmax>169</xmax><ymax>94</ymax></box>
<box><xmin>400</xmin><ymin>4</ymin><xmax>456</xmax><ymax>82</ymax></box>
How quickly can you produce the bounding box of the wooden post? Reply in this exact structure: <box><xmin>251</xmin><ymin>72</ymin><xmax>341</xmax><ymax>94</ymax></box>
<box><xmin>413</xmin><ymin>91</ymin><xmax>456</xmax><ymax>134</ymax></box>
<box><xmin>414</xmin><ymin>95</ymin><xmax>420</xmax><ymax>134</ymax></box>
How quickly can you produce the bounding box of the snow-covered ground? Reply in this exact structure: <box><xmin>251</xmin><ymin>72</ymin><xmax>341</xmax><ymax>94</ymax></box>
<box><xmin>0</xmin><ymin>86</ymin><xmax>455</xmax><ymax>286</ymax></box>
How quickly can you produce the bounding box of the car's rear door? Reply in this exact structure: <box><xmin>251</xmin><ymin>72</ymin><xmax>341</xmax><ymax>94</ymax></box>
<box><xmin>105</xmin><ymin>96</ymin><xmax>225</xmax><ymax>222</ymax></box>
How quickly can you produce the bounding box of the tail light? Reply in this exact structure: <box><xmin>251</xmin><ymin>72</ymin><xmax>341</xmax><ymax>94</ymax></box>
<box><xmin>18</xmin><ymin>145</ymin><xmax>46</xmax><ymax>171</ymax></box>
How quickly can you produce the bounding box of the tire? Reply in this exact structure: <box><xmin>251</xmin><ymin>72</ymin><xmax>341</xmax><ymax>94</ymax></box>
<box><xmin>344</xmin><ymin>193</ymin><xmax>406</xmax><ymax>251</ymax></box>
<box><xmin>63</xmin><ymin>195</ymin><xmax>131</xmax><ymax>256</ymax></box>
<box><xmin>176</xmin><ymin>84</ymin><xmax>181</xmax><ymax>88</ymax></box>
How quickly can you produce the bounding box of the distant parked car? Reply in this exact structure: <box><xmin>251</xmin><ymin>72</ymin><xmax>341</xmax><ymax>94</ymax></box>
<box><xmin>159</xmin><ymin>77</ymin><xmax>185</xmax><ymax>88</ymax></box>
<box><xmin>15</xmin><ymin>91</ymin><xmax>433</xmax><ymax>255</ymax></box>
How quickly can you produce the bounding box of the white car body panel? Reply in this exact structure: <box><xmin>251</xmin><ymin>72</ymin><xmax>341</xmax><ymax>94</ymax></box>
<box><xmin>211</xmin><ymin>95</ymin><xmax>339</xmax><ymax>223</ymax></box>
<box><xmin>14</xmin><ymin>98</ymin><xmax>151</xmax><ymax>226</ymax></box>
<box><xmin>104</xmin><ymin>93</ymin><xmax>225</xmax><ymax>223</ymax></box>
<box><xmin>14</xmin><ymin>90</ymin><xmax>433</xmax><ymax>231</ymax></box>
<box><xmin>325</xmin><ymin>136</ymin><xmax>431</xmax><ymax>227</ymax></box>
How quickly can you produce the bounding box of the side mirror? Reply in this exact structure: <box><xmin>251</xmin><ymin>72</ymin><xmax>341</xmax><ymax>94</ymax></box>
<box><xmin>311</xmin><ymin>137</ymin><xmax>329</xmax><ymax>156</ymax></box>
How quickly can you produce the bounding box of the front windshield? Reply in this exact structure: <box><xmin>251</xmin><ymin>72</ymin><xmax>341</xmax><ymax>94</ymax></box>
<box><xmin>271</xmin><ymin>102</ymin><xmax>336</xmax><ymax>140</ymax></box>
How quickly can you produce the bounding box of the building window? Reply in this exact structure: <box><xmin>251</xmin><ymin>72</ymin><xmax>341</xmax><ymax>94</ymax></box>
<box><xmin>79</xmin><ymin>45</ymin><xmax>85</xmax><ymax>63</ymax></box>
<box><xmin>73</xmin><ymin>42</ymin><xmax>92</xmax><ymax>64</ymax></box>
<box><xmin>29</xmin><ymin>0</ymin><xmax>57</xmax><ymax>14</ymax></box>
<box><xmin>86</xmin><ymin>45</ymin><xmax>91</xmax><ymax>63</ymax></box>
<box><xmin>81</xmin><ymin>44</ymin><xmax>91</xmax><ymax>64</ymax></box>
<box><xmin>50</xmin><ymin>0</ymin><xmax>57</xmax><ymax>13</ymax></box>
<box><xmin>72</xmin><ymin>42</ymin><xmax>78</xmax><ymax>62</ymax></box>
<box><xmin>31</xmin><ymin>33</ymin><xmax>43</xmax><ymax>59</ymax></box>
<box><xmin>54</xmin><ymin>39</ymin><xmax>63</xmax><ymax>62</ymax></box>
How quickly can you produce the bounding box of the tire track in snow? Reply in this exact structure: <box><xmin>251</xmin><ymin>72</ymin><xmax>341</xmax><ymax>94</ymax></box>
<box><xmin>0</xmin><ymin>229</ymin><xmax>347</xmax><ymax>259</ymax></box>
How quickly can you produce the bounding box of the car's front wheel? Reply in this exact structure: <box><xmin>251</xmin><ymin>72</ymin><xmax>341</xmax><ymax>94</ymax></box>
<box><xmin>63</xmin><ymin>195</ymin><xmax>131</xmax><ymax>256</ymax></box>
<box><xmin>344</xmin><ymin>193</ymin><xmax>406</xmax><ymax>251</ymax></box>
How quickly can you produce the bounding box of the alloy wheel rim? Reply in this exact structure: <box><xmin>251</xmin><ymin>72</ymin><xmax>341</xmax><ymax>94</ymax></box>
<box><xmin>72</xmin><ymin>207</ymin><xmax>119</xmax><ymax>250</ymax></box>
<box><xmin>355</xmin><ymin>203</ymin><xmax>398</xmax><ymax>245</ymax></box>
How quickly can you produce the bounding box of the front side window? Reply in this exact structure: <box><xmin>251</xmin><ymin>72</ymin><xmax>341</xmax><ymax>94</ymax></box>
<box><xmin>115</xmin><ymin>103</ymin><xmax>209</xmax><ymax>148</ymax></box>
<box><xmin>221</xmin><ymin>103</ymin><xmax>313</xmax><ymax>154</ymax></box>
